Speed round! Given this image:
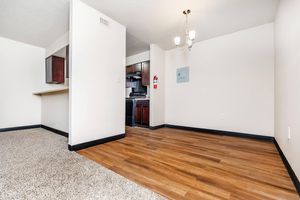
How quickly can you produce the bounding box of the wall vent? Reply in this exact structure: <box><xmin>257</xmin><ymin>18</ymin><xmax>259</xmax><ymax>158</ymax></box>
<box><xmin>100</xmin><ymin>17</ymin><xmax>109</xmax><ymax>26</ymax></box>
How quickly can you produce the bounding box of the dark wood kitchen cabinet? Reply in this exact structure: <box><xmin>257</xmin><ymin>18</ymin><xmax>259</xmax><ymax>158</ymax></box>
<box><xmin>135</xmin><ymin>100</ymin><xmax>149</xmax><ymax>126</ymax></box>
<box><xmin>126</xmin><ymin>63</ymin><xmax>142</xmax><ymax>74</ymax></box>
<box><xmin>126</xmin><ymin>65</ymin><xmax>134</xmax><ymax>74</ymax></box>
<box><xmin>135</xmin><ymin>104</ymin><xmax>142</xmax><ymax>124</ymax></box>
<box><xmin>142</xmin><ymin>61</ymin><xmax>150</xmax><ymax>86</ymax></box>
<box><xmin>46</xmin><ymin>56</ymin><xmax>65</xmax><ymax>84</ymax></box>
<box><xmin>141</xmin><ymin>104</ymin><xmax>149</xmax><ymax>125</ymax></box>
<box><xmin>126</xmin><ymin>61</ymin><xmax>150</xmax><ymax>86</ymax></box>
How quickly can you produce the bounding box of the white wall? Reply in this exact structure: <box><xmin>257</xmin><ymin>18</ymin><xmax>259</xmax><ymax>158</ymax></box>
<box><xmin>150</xmin><ymin>44</ymin><xmax>165</xmax><ymax>126</ymax></box>
<box><xmin>126</xmin><ymin>51</ymin><xmax>149</xmax><ymax>66</ymax></box>
<box><xmin>275</xmin><ymin>0</ymin><xmax>300</xmax><ymax>179</ymax></box>
<box><xmin>69</xmin><ymin>0</ymin><xmax>126</xmax><ymax>145</ymax></box>
<box><xmin>41</xmin><ymin>92</ymin><xmax>69</xmax><ymax>132</ymax></box>
<box><xmin>0</xmin><ymin>37</ymin><xmax>45</xmax><ymax>128</ymax></box>
<box><xmin>165</xmin><ymin>23</ymin><xmax>274</xmax><ymax>136</ymax></box>
<box><xmin>40</xmin><ymin>33</ymin><xmax>70</xmax><ymax>132</ymax></box>
<box><xmin>46</xmin><ymin>32</ymin><xmax>69</xmax><ymax>58</ymax></box>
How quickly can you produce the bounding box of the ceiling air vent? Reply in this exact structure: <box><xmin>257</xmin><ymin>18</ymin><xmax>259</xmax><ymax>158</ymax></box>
<box><xmin>100</xmin><ymin>17</ymin><xmax>109</xmax><ymax>26</ymax></box>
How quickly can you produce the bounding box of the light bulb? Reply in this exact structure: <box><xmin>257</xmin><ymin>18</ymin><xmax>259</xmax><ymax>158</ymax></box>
<box><xmin>174</xmin><ymin>36</ymin><xmax>181</xmax><ymax>46</ymax></box>
<box><xmin>189</xmin><ymin>30</ymin><xmax>196</xmax><ymax>41</ymax></box>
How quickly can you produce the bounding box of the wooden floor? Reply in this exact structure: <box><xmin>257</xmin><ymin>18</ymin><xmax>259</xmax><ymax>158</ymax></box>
<box><xmin>78</xmin><ymin>127</ymin><xmax>299</xmax><ymax>200</ymax></box>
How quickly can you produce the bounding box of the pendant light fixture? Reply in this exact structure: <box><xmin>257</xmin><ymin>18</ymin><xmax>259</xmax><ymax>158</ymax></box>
<box><xmin>174</xmin><ymin>9</ymin><xmax>196</xmax><ymax>50</ymax></box>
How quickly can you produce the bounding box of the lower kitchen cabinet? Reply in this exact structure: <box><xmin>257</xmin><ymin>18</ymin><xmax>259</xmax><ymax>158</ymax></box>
<box><xmin>135</xmin><ymin>100</ymin><xmax>149</xmax><ymax>126</ymax></box>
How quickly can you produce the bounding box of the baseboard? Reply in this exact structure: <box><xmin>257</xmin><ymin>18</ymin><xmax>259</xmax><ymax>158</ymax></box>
<box><xmin>0</xmin><ymin>124</ymin><xmax>41</xmax><ymax>132</ymax></box>
<box><xmin>41</xmin><ymin>125</ymin><xmax>68</xmax><ymax>138</ymax></box>
<box><xmin>0</xmin><ymin>124</ymin><xmax>69</xmax><ymax>139</ymax></box>
<box><xmin>164</xmin><ymin>124</ymin><xmax>274</xmax><ymax>141</ymax></box>
<box><xmin>273</xmin><ymin>139</ymin><xmax>300</xmax><ymax>196</ymax></box>
<box><xmin>68</xmin><ymin>133</ymin><xmax>126</xmax><ymax>151</ymax></box>
<box><xmin>149</xmin><ymin>124</ymin><xmax>165</xmax><ymax>130</ymax></box>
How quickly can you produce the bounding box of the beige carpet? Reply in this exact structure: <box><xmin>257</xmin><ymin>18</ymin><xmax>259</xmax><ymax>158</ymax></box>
<box><xmin>0</xmin><ymin>128</ymin><xmax>164</xmax><ymax>200</ymax></box>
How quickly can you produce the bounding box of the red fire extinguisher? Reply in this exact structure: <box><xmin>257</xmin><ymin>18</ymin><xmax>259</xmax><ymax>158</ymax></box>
<box><xmin>153</xmin><ymin>75</ymin><xmax>158</xmax><ymax>89</ymax></box>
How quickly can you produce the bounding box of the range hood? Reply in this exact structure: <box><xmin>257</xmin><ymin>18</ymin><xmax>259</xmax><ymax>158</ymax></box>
<box><xmin>126</xmin><ymin>71</ymin><xmax>141</xmax><ymax>79</ymax></box>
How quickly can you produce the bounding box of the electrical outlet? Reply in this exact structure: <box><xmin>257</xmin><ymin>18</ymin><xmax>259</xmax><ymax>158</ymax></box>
<box><xmin>288</xmin><ymin>127</ymin><xmax>291</xmax><ymax>140</ymax></box>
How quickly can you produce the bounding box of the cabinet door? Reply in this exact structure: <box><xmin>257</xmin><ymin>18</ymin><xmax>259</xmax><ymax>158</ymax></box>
<box><xmin>142</xmin><ymin>61</ymin><xmax>150</xmax><ymax>86</ymax></box>
<box><xmin>126</xmin><ymin>65</ymin><xmax>134</xmax><ymax>74</ymax></box>
<box><xmin>135</xmin><ymin>104</ymin><xmax>142</xmax><ymax>124</ymax></box>
<box><xmin>141</xmin><ymin>105</ymin><xmax>149</xmax><ymax>125</ymax></box>
<box><xmin>133</xmin><ymin>63</ymin><xmax>142</xmax><ymax>72</ymax></box>
<box><xmin>52</xmin><ymin>56</ymin><xmax>65</xmax><ymax>83</ymax></box>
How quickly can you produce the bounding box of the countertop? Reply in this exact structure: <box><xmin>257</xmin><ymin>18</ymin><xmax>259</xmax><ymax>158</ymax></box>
<box><xmin>33</xmin><ymin>87</ymin><xmax>69</xmax><ymax>95</ymax></box>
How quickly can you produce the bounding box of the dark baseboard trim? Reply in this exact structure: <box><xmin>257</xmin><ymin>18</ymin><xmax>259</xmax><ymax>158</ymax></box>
<box><xmin>149</xmin><ymin>124</ymin><xmax>165</xmax><ymax>130</ymax></box>
<box><xmin>0</xmin><ymin>124</ymin><xmax>69</xmax><ymax>139</ymax></box>
<box><xmin>0</xmin><ymin>124</ymin><xmax>41</xmax><ymax>132</ymax></box>
<box><xmin>41</xmin><ymin>125</ymin><xmax>68</xmax><ymax>138</ymax></box>
<box><xmin>274</xmin><ymin>139</ymin><xmax>300</xmax><ymax>196</ymax></box>
<box><xmin>164</xmin><ymin>124</ymin><xmax>274</xmax><ymax>141</ymax></box>
<box><xmin>68</xmin><ymin>133</ymin><xmax>126</xmax><ymax>151</ymax></box>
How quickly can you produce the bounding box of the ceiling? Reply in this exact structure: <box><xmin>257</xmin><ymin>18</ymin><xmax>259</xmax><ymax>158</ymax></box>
<box><xmin>83</xmin><ymin>0</ymin><xmax>279</xmax><ymax>56</ymax></box>
<box><xmin>0</xmin><ymin>0</ymin><xmax>69</xmax><ymax>47</ymax></box>
<box><xmin>0</xmin><ymin>0</ymin><xmax>279</xmax><ymax>56</ymax></box>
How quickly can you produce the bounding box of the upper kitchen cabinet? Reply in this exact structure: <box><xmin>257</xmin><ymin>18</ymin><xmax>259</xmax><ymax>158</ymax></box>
<box><xmin>126</xmin><ymin>61</ymin><xmax>150</xmax><ymax>86</ymax></box>
<box><xmin>126</xmin><ymin>62</ymin><xmax>142</xmax><ymax>74</ymax></box>
<box><xmin>46</xmin><ymin>56</ymin><xmax>65</xmax><ymax>84</ymax></box>
<box><xmin>142</xmin><ymin>61</ymin><xmax>150</xmax><ymax>86</ymax></box>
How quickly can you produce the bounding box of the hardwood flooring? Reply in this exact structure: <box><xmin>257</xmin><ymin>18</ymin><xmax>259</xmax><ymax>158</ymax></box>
<box><xmin>78</xmin><ymin>127</ymin><xmax>299</xmax><ymax>200</ymax></box>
